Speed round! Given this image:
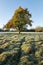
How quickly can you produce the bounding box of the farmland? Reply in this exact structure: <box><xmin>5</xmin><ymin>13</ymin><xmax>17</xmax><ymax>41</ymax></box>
<box><xmin>0</xmin><ymin>32</ymin><xmax>43</xmax><ymax>65</ymax></box>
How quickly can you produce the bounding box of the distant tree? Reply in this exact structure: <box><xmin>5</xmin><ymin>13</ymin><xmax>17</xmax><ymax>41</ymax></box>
<box><xmin>3</xmin><ymin>6</ymin><xmax>32</xmax><ymax>33</ymax></box>
<box><xmin>35</xmin><ymin>26</ymin><xmax>43</xmax><ymax>32</ymax></box>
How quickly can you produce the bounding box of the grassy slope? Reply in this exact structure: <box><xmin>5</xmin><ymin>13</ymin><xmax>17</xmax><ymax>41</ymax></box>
<box><xmin>0</xmin><ymin>33</ymin><xmax>43</xmax><ymax>65</ymax></box>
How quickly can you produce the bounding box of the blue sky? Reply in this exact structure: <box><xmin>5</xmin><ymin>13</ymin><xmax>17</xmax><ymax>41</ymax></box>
<box><xmin>0</xmin><ymin>0</ymin><xmax>43</xmax><ymax>29</ymax></box>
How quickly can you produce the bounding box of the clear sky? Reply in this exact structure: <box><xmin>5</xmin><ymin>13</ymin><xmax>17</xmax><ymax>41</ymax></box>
<box><xmin>0</xmin><ymin>0</ymin><xmax>43</xmax><ymax>29</ymax></box>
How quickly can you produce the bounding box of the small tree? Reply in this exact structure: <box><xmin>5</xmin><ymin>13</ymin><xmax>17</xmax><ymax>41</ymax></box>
<box><xmin>4</xmin><ymin>6</ymin><xmax>32</xmax><ymax>33</ymax></box>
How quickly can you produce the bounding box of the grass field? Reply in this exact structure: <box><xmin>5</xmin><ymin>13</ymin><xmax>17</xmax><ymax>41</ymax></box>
<box><xmin>0</xmin><ymin>32</ymin><xmax>43</xmax><ymax>65</ymax></box>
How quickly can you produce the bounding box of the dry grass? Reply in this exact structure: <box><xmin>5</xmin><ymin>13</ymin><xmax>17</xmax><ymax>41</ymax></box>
<box><xmin>35</xmin><ymin>47</ymin><xmax>43</xmax><ymax>57</ymax></box>
<box><xmin>21</xmin><ymin>44</ymin><xmax>32</xmax><ymax>53</ymax></box>
<box><xmin>35</xmin><ymin>51</ymin><xmax>41</xmax><ymax>57</ymax></box>
<box><xmin>20</xmin><ymin>56</ymin><xmax>29</xmax><ymax>62</ymax></box>
<box><xmin>39</xmin><ymin>60</ymin><xmax>43</xmax><ymax>65</ymax></box>
<box><xmin>0</xmin><ymin>33</ymin><xmax>43</xmax><ymax>65</ymax></box>
<box><xmin>25</xmin><ymin>36</ymin><xmax>33</xmax><ymax>42</ymax></box>
<box><xmin>0</xmin><ymin>52</ymin><xmax>7</xmax><ymax>61</ymax></box>
<box><xmin>35</xmin><ymin>35</ymin><xmax>41</xmax><ymax>41</ymax></box>
<box><xmin>0</xmin><ymin>42</ymin><xmax>9</xmax><ymax>49</ymax></box>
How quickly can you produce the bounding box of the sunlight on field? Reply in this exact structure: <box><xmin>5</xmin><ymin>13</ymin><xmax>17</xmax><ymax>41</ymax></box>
<box><xmin>0</xmin><ymin>33</ymin><xmax>43</xmax><ymax>65</ymax></box>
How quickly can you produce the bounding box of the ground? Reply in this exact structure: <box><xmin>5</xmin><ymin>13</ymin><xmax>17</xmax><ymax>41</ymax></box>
<box><xmin>0</xmin><ymin>32</ymin><xmax>43</xmax><ymax>65</ymax></box>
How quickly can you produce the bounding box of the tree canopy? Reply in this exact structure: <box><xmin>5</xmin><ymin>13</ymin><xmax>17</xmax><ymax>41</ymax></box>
<box><xmin>4</xmin><ymin>6</ymin><xmax>32</xmax><ymax>33</ymax></box>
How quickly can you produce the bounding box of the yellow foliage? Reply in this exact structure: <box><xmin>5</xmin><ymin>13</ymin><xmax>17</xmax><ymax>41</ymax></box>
<box><xmin>4</xmin><ymin>6</ymin><xmax>32</xmax><ymax>32</ymax></box>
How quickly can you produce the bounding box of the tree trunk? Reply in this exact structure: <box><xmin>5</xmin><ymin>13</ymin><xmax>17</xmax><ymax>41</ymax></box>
<box><xmin>19</xmin><ymin>30</ymin><xmax>20</xmax><ymax>34</ymax></box>
<box><xmin>18</xmin><ymin>27</ymin><xmax>20</xmax><ymax>34</ymax></box>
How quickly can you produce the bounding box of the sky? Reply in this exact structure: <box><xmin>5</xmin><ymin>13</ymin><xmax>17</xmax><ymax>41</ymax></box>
<box><xmin>0</xmin><ymin>0</ymin><xmax>43</xmax><ymax>29</ymax></box>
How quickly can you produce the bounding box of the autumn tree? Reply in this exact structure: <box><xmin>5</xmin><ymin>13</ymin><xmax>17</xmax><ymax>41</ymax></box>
<box><xmin>4</xmin><ymin>6</ymin><xmax>32</xmax><ymax>33</ymax></box>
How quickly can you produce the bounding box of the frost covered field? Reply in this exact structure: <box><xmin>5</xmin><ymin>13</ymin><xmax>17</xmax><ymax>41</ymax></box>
<box><xmin>0</xmin><ymin>32</ymin><xmax>43</xmax><ymax>65</ymax></box>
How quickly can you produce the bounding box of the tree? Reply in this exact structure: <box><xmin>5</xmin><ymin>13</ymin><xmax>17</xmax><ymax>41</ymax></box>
<box><xmin>3</xmin><ymin>6</ymin><xmax>32</xmax><ymax>33</ymax></box>
<box><xmin>35</xmin><ymin>26</ymin><xmax>43</xmax><ymax>32</ymax></box>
